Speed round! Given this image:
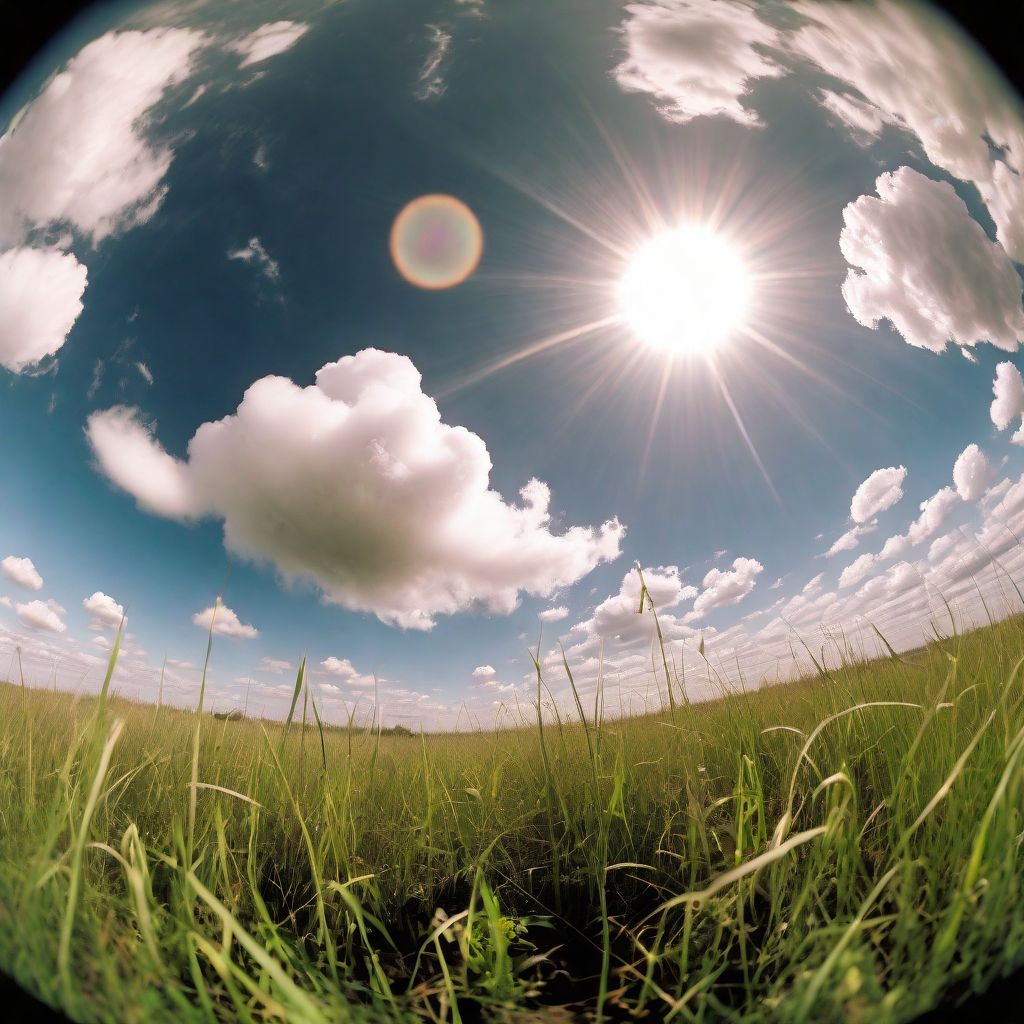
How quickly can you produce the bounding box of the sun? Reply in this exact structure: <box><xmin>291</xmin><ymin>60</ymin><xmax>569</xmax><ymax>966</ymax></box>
<box><xmin>619</xmin><ymin>225</ymin><xmax>752</xmax><ymax>356</ymax></box>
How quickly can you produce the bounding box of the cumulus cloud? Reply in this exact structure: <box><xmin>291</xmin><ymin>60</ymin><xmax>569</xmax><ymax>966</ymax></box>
<box><xmin>691</xmin><ymin>557</ymin><xmax>763</xmax><ymax>618</ymax></box>
<box><xmin>319</xmin><ymin>656</ymin><xmax>375</xmax><ymax>686</ymax></box>
<box><xmin>227</xmin><ymin>237</ymin><xmax>280</xmax><ymax>281</ymax></box>
<box><xmin>83</xmin><ymin>591</ymin><xmax>125</xmax><ymax>628</ymax></box>
<box><xmin>86</xmin><ymin>406</ymin><xmax>198</xmax><ymax>518</ymax></box>
<box><xmin>228</xmin><ymin>21</ymin><xmax>309</xmax><ymax>68</ymax></box>
<box><xmin>471</xmin><ymin>665</ymin><xmax>496</xmax><ymax>680</ymax></box>
<box><xmin>16</xmin><ymin>599</ymin><xmax>66</xmax><ymax>633</ymax></box>
<box><xmin>953</xmin><ymin>444</ymin><xmax>997</xmax><ymax>501</ymax></box>
<box><xmin>1</xmin><ymin>555</ymin><xmax>43</xmax><ymax>591</ymax></box>
<box><xmin>991</xmin><ymin>362</ymin><xmax>1024</xmax><ymax>442</ymax></box>
<box><xmin>86</xmin><ymin>349</ymin><xmax>624</xmax><ymax>629</ymax></box>
<box><xmin>878</xmin><ymin>486</ymin><xmax>959</xmax><ymax>560</ymax></box>
<box><xmin>0</xmin><ymin>28</ymin><xmax>206</xmax><ymax>246</ymax></box>
<box><xmin>825</xmin><ymin>520</ymin><xmax>877</xmax><ymax>557</ymax></box>
<box><xmin>538</xmin><ymin>605</ymin><xmax>569</xmax><ymax>623</ymax></box>
<box><xmin>790</xmin><ymin>0</ymin><xmax>1024</xmax><ymax>261</ymax></box>
<box><xmin>850</xmin><ymin>465</ymin><xmax>906</xmax><ymax>523</ymax></box>
<box><xmin>842</xmin><ymin>485</ymin><xmax>959</xmax><ymax>584</ymax></box>
<box><xmin>839</xmin><ymin>168</ymin><xmax>1024</xmax><ymax>354</ymax></box>
<box><xmin>839</xmin><ymin>552</ymin><xmax>877</xmax><ymax>589</ymax></box>
<box><xmin>612</xmin><ymin>0</ymin><xmax>784</xmax><ymax>126</ymax></box>
<box><xmin>576</xmin><ymin>565</ymin><xmax>696</xmax><ymax>641</ymax></box>
<box><xmin>0</xmin><ymin>247</ymin><xmax>88</xmax><ymax>372</ymax></box>
<box><xmin>192</xmin><ymin>604</ymin><xmax>259</xmax><ymax>639</ymax></box>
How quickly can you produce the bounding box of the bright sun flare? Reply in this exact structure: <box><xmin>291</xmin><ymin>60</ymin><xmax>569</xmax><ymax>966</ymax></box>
<box><xmin>620</xmin><ymin>225</ymin><xmax>752</xmax><ymax>356</ymax></box>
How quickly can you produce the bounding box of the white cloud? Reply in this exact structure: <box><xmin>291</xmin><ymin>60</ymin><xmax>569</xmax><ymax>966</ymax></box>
<box><xmin>816</xmin><ymin>89</ymin><xmax>893</xmax><ymax>144</ymax></box>
<box><xmin>415</xmin><ymin>24</ymin><xmax>452</xmax><ymax>101</ymax></box>
<box><xmin>319</xmin><ymin>656</ymin><xmax>375</xmax><ymax>687</ymax></box>
<box><xmin>228</xmin><ymin>21</ymin><xmax>309</xmax><ymax>69</ymax></box>
<box><xmin>802</xmin><ymin>573</ymin><xmax>824</xmax><ymax>595</ymax></box>
<box><xmin>878</xmin><ymin>486</ymin><xmax>959</xmax><ymax>560</ymax></box>
<box><xmin>83</xmin><ymin>591</ymin><xmax>124</xmax><ymax>628</ymax></box>
<box><xmin>0</xmin><ymin>246</ymin><xmax>87</xmax><ymax>372</ymax></box>
<box><xmin>691</xmin><ymin>557</ymin><xmax>763</xmax><ymax>618</ymax></box>
<box><xmin>227</xmin><ymin>237</ymin><xmax>280</xmax><ymax>281</ymax></box>
<box><xmin>850</xmin><ymin>465</ymin><xmax>906</xmax><ymax>523</ymax></box>
<box><xmin>86</xmin><ymin>349</ymin><xmax>624</xmax><ymax>630</ymax></box>
<box><xmin>825</xmin><ymin>519</ymin><xmax>877</xmax><ymax>557</ymax></box>
<box><xmin>612</xmin><ymin>0</ymin><xmax>783</xmax><ymax>127</ymax></box>
<box><xmin>953</xmin><ymin>444</ymin><xmax>996</xmax><ymax>501</ymax></box>
<box><xmin>577</xmin><ymin>565</ymin><xmax>696</xmax><ymax>641</ymax></box>
<box><xmin>192</xmin><ymin>604</ymin><xmax>259</xmax><ymax>639</ymax></box>
<box><xmin>1</xmin><ymin>555</ymin><xmax>43</xmax><ymax>591</ymax></box>
<box><xmin>790</xmin><ymin>0</ymin><xmax>1024</xmax><ymax>261</ymax></box>
<box><xmin>86</xmin><ymin>405</ymin><xmax>197</xmax><ymax>518</ymax></box>
<box><xmin>539</xmin><ymin>605</ymin><xmax>569</xmax><ymax>623</ymax></box>
<box><xmin>839</xmin><ymin>168</ymin><xmax>1024</xmax><ymax>354</ymax></box>
<box><xmin>16</xmin><ymin>599</ymin><xmax>66</xmax><ymax>633</ymax></box>
<box><xmin>471</xmin><ymin>665</ymin><xmax>496</xmax><ymax>680</ymax></box>
<box><xmin>135</xmin><ymin>361</ymin><xmax>153</xmax><ymax>385</ymax></box>
<box><xmin>260</xmin><ymin>656</ymin><xmax>293</xmax><ymax>674</ymax></box>
<box><xmin>839</xmin><ymin>552</ymin><xmax>877</xmax><ymax>589</ymax></box>
<box><xmin>991</xmin><ymin>362</ymin><xmax>1024</xmax><ymax>443</ymax></box>
<box><xmin>0</xmin><ymin>28</ymin><xmax>206</xmax><ymax>246</ymax></box>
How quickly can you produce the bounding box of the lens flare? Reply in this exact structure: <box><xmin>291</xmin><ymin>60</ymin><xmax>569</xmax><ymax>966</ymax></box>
<box><xmin>390</xmin><ymin>194</ymin><xmax>484</xmax><ymax>290</ymax></box>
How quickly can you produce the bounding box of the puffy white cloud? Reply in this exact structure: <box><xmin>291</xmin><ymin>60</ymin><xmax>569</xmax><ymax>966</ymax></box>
<box><xmin>991</xmin><ymin>362</ymin><xmax>1024</xmax><ymax>442</ymax></box>
<box><xmin>850</xmin><ymin>465</ymin><xmax>906</xmax><ymax>523</ymax></box>
<box><xmin>228</xmin><ymin>21</ymin><xmax>309</xmax><ymax>68</ymax></box>
<box><xmin>825</xmin><ymin>519</ymin><xmax>877</xmax><ymax>557</ymax></box>
<box><xmin>953</xmin><ymin>444</ymin><xmax>997</xmax><ymax>501</ymax></box>
<box><xmin>319</xmin><ymin>656</ymin><xmax>375</xmax><ymax>687</ymax></box>
<box><xmin>83</xmin><ymin>591</ymin><xmax>124</xmax><ymax>628</ymax></box>
<box><xmin>538</xmin><ymin>605</ymin><xmax>569</xmax><ymax>623</ymax></box>
<box><xmin>790</xmin><ymin>0</ymin><xmax>1024</xmax><ymax>262</ymax></box>
<box><xmin>86</xmin><ymin>349</ymin><xmax>624</xmax><ymax>629</ymax></box>
<box><xmin>0</xmin><ymin>246</ymin><xmax>88</xmax><ymax>372</ymax></box>
<box><xmin>612</xmin><ymin>0</ymin><xmax>783</xmax><ymax>126</ymax></box>
<box><xmin>577</xmin><ymin>565</ymin><xmax>696</xmax><ymax>641</ymax></box>
<box><xmin>1</xmin><ymin>555</ymin><xmax>43</xmax><ymax>591</ymax></box>
<box><xmin>0</xmin><ymin>28</ymin><xmax>206</xmax><ymax>245</ymax></box>
<box><xmin>471</xmin><ymin>665</ymin><xmax>496</xmax><ymax>680</ymax></box>
<box><xmin>227</xmin><ymin>237</ymin><xmax>280</xmax><ymax>281</ymax></box>
<box><xmin>839</xmin><ymin>552</ymin><xmax>877</xmax><ymax>589</ymax></box>
<box><xmin>192</xmin><ymin>604</ymin><xmax>259</xmax><ymax>639</ymax></box>
<box><xmin>878</xmin><ymin>486</ymin><xmax>959</xmax><ymax>560</ymax></box>
<box><xmin>86</xmin><ymin>406</ymin><xmax>199</xmax><ymax>519</ymax></box>
<box><xmin>839</xmin><ymin>168</ymin><xmax>1024</xmax><ymax>354</ymax></box>
<box><xmin>16</xmin><ymin>599</ymin><xmax>66</xmax><ymax>633</ymax></box>
<box><xmin>691</xmin><ymin>557</ymin><xmax>763</xmax><ymax>618</ymax></box>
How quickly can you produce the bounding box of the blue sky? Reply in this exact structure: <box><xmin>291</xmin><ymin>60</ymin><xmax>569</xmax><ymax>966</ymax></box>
<box><xmin>2</xmin><ymin>0</ymin><xmax>1024</xmax><ymax>726</ymax></box>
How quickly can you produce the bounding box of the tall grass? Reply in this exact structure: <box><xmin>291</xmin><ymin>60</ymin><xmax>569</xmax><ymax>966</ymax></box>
<box><xmin>1</xmin><ymin>614</ymin><xmax>1023</xmax><ymax>1022</ymax></box>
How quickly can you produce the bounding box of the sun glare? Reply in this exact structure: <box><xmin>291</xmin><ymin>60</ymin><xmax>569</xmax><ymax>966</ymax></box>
<box><xmin>620</xmin><ymin>225</ymin><xmax>751</xmax><ymax>356</ymax></box>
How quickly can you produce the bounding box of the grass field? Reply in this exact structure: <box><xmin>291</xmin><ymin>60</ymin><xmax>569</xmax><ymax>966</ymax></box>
<box><xmin>1</xmin><ymin>611</ymin><xmax>1023</xmax><ymax>1023</ymax></box>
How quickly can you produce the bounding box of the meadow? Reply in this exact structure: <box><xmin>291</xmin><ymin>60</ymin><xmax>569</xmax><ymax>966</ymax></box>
<box><xmin>1</xmin><ymin>609</ymin><xmax>1023</xmax><ymax>1023</ymax></box>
